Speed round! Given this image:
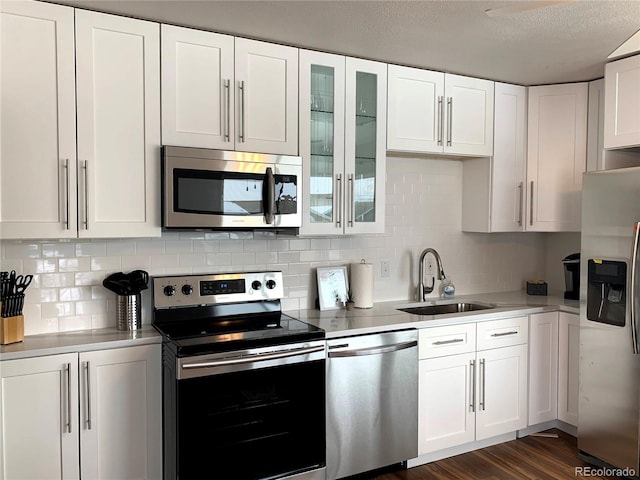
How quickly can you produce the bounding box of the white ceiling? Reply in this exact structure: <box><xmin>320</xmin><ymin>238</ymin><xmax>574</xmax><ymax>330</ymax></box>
<box><xmin>51</xmin><ymin>0</ymin><xmax>640</xmax><ymax>86</ymax></box>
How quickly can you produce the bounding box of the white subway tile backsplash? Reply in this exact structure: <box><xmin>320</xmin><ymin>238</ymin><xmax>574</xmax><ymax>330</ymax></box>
<box><xmin>1</xmin><ymin>156</ymin><xmax>553</xmax><ymax>334</ymax></box>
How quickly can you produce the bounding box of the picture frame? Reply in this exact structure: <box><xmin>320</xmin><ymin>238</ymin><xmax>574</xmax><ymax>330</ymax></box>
<box><xmin>316</xmin><ymin>266</ymin><xmax>349</xmax><ymax>311</ymax></box>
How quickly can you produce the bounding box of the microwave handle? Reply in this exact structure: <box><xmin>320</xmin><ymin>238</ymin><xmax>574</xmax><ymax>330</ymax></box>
<box><xmin>264</xmin><ymin>167</ymin><xmax>275</xmax><ymax>224</ymax></box>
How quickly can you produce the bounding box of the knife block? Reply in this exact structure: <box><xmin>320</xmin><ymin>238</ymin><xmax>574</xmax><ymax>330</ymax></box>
<box><xmin>0</xmin><ymin>311</ymin><xmax>24</xmax><ymax>345</ymax></box>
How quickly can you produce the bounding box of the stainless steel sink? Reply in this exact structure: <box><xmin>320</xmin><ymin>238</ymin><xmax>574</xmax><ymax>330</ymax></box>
<box><xmin>398</xmin><ymin>302</ymin><xmax>495</xmax><ymax>316</ymax></box>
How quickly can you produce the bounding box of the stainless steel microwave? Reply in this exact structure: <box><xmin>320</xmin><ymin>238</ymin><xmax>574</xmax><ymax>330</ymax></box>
<box><xmin>162</xmin><ymin>146</ymin><xmax>302</xmax><ymax>229</ymax></box>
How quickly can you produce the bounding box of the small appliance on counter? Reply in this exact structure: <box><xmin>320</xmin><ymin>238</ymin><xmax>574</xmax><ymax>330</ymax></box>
<box><xmin>563</xmin><ymin>252</ymin><xmax>580</xmax><ymax>300</ymax></box>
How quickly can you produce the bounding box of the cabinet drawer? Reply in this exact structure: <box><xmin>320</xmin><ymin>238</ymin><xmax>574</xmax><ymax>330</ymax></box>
<box><xmin>419</xmin><ymin>323</ymin><xmax>476</xmax><ymax>359</ymax></box>
<box><xmin>476</xmin><ymin>316</ymin><xmax>528</xmax><ymax>350</ymax></box>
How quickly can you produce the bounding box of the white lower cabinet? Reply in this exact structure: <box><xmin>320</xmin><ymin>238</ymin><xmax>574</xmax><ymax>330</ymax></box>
<box><xmin>418</xmin><ymin>317</ymin><xmax>528</xmax><ymax>456</ymax></box>
<box><xmin>528</xmin><ymin>312</ymin><xmax>559</xmax><ymax>425</ymax></box>
<box><xmin>558</xmin><ymin>312</ymin><xmax>579</xmax><ymax>427</ymax></box>
<box><xmin>0</xmin><ymin>345</ymin><xmax>161</xmax><ymax>480</ymax></box>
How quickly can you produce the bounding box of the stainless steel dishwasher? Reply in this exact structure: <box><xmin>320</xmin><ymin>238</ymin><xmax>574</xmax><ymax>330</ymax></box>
<box><xmin>326</xmin><ymin>329</ymin><xmax>418</xmax><ymax>480</ymax></box>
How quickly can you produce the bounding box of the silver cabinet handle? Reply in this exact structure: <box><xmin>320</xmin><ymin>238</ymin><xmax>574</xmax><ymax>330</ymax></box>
<box><xmin>183</xmin><ymin>345</ymin><xmax>325</xmax><ymax>369</ymax></box>
<box><xmin>437</xmin><ymin>96</ymin><xmax>443</xmax><ymax>146</ymax></box>
<box><xmin>518</xmin><ymin>182</ymin><xmax>523</xmax><ymax>227</ymax></box>
<box><xmin>224</xmin><ymin>79</ymin><xmax>231</xmax><ymax>142</ymax></box>
<box><xmin>328</xmin><ymin>340</ymin><xmax>417</xmax><ymax>358</ymax></box>
<box><xmin>479</xmin><ymin>358</ymin><xmax>486</xmax><ymax>411</ymax></box>
<box><xmin>490</xmin><ymin>330</ymin><xmax>519</xmax><ymax>337</ymax></box>
<box><xmin>348</xmin><ymin>173</ymin><xmax>354</xmax><ymax>227</ymax></box>
<box><xmin>238</xmin><ymin>80</ymin><xmax>245</xmax><ymax>143</ymax></box>
<box><xmin>631</xmin><ymin>222</ymin><xmax>640</xmax><ymax>354</ymax></box>
<box><xmin>469</xmin><ymin>359</ymin><xmax>476</xmax><ymax>412</ymax></box>
<box><xmin>530</xmin><ymin>181</ymin><xmax>534</xmax><ymax>226</ymax></box>
<box><xmin>84</xmin><ymin>361</ymin><xmax>92</xmax><ymax>430</ymax></box>
<box><xmin>446</xmin><ymin>97</ymin><xmax>453</xmax><ymax>146</ymax></box>
<box><xmin>61</xmin><ymin>159</ymin><xmax>70</xmax><ymax>230</ymax></box>
<box><xmin>83</xmin><ymin>160</ymin><xmax>89</xmax><ymax>230</ymax></box>
<box><xmin>336</xmin><ymin>174</ymin><xmax>343</xmax><ymax>228</ymax></box>
<box><xmin>433</xmin><ymin>338</ymin><xmax>464</xmax><ymax>345</ymax></box>
<box><xmin>65</xmin><ymin>362</ymin><xmax>72</xmax><ymax>433</ymax></box>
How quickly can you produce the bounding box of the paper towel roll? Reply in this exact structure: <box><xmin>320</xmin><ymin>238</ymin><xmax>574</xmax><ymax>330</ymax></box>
<box><xmin>350</xmin><ymin>261</ymin><xmax>374</xmax><ymax>309</ymax></box>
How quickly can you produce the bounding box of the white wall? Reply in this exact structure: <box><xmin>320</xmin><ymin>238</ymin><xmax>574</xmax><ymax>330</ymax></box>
<box><xmin>1</xmin><ymin>155</ymin><xmax>549</xmax><ymax>336</ymax></box>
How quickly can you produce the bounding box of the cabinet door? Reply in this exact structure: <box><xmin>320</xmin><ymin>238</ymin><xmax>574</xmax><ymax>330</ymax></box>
<box><xmin>0</xmin><ymin>353</ymin><xmax>79</xmax><ymax>480</ymax></box>
<box><xmin>418</xmin><ymin>353</ymin><xmax>476</xmax><ymax>454</ymax></box>
<box><xmin>475</xmin><ymin>344</ymin><xmax>528</xmax><ymax>440</ymax></box>
<box><xmin>444</xmin><ymin>74</ymin><xmax>494</xmax><ymax>156</ymax></box>
<box><xmin>299</xmin><ymin>50</ymin><xmax>346</xmax><ymax>236</ymax></box>
<box><xmin>161</xmin><ymin>24</ymin><xmax>235</xmax><ymax>149</ymax></box>
<box><xmin>558</xmin><ymin>312</ymin><xmax>579</xmax><ymax>427</ymax></box>
<box><xmin>387</xmin><ymin>65</ymin><xmax>444</xmax><ymax>153</ymax></box>
<box><xmin>527</xmin><ymin>83</ymin><xmax>587</xmax><ymax>232</ymax></box>
<box><xmin>235</xmin><ymin>38</ymin><xmax>298</xmax><ymax>155</ymax></box>
<box><xmin>491</xmin><ymin>83</ymin><xmax>527</xmax><ymax>231</ymax></box>
<box><xmin>0</xmin><ymin>1</ymin><xmax>77</xmax><ymax>239</ymax></box>
<box><xmin>528</xmin><ymin>312</ymin><xmax>559</xmax><ymax>425</ymax></box>
<box><xmin>604</xmin><ymin>54</ymin><xmax>640</xmax><ymax>149</ymax></box>
<box><xmin>75</xmin><ymin>10</ymin><xmax>161</xmax><ymax>238</ymax></box>
<box><xmin>79</xmin><ymin>345</ymin><xmax>161</xmax><ymax>480</ymax></box>
<box><xmin>344</xmin><ymin>57</ymin><xmax>387</xmax><ymax>235</ymax></box>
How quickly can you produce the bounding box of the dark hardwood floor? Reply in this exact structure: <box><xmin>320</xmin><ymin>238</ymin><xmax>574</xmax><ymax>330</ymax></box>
<box><xmin>372</xmin><ymin>430</ymin><xmax>621</xmax><ymax>480</ymax></box>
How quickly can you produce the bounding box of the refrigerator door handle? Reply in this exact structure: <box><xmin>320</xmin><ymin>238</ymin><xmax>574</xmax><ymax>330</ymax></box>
<box><xmin>631</xmin><ymin>222</ymin><xmax>640</xmax><ymax>354</ymax></box>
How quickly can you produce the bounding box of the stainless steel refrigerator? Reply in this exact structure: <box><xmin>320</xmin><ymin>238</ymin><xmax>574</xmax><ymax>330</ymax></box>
<box><xmin>579</xmin><ymin>166</ymin><xmax>640</xmax><ymax>476</ymax></box>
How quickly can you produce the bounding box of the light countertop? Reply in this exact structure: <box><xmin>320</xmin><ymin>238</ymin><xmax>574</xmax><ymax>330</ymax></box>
<box><xmin>291</xmin><ymin>290</ymin><xmax>579</xmax><ymax>338</ymax></box>
<box><xmin>0</xmin><ymin>325</ymin><xmax>162</xmax><ymax>361</ymax></box>
<box><xmin>1</xmin><ymin>290</ymin><xmax>579</xmax><ymax>359</ymax></box>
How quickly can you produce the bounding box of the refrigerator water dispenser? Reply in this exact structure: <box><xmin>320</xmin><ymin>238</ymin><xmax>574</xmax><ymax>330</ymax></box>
<box><xmin>587</xmin><ymin>259</ymin><xmax>627</xmax><ymax>327</ymax></box>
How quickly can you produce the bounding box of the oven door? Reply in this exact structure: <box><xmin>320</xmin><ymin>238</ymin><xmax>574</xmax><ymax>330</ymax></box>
<box><xmin>173</xmin><ymin>341</ymin><xmax>325</xmax><ymax>480</ymax></box>
<box><xmin>162</xmin><ymin>147</ymin><xmax>302</xmax><ymax>229</ymax></box>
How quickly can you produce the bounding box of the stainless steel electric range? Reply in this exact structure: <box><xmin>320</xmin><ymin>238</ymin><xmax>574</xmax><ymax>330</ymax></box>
<box><xmin>152</xmin><ymin>271</ymin><xmax>326</xmax><ymax>480</ymax></box>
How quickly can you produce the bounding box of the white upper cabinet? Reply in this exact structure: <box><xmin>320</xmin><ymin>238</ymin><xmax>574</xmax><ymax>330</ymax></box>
<box><xmin>161</xmin><ymin>25</ymin><xmax>235</xmax><ymax>149</ymax></box>
<box><xmin>1</xmin><ymin>3</ymin><xmax>161</xmax><ymax>239</ymax></box>
<box><xmin>235</xmin><ymin>38</ymin><xmax>299</xmax><ymax>155</ymax></box>
<box><xmin>462</xmin><ymin>82</ymin><xmax>526</xmax><ymax>232</ymax></box>
<box><xmin>299</xmin><ymin>52</ymin><xmax>386</xmax><ymax>236</ymax></box>
<box><xmin>604</xmin><ymin>54</ymin><xmax>640</xmax><ymax>149</ymax></box>
<box><xmin>387</xmin><ymin>66</ymin><xmax>494</xmax><ymax>157</ymax></box>
<box><xmin>387</xmin><ymin>65</ymin><xmax>443</xmax><ymax>153</ymax></box>
<box><xmin>162</xmin><ymin>32</ymin><xmax>298</xmax><ymax>155</ymax></box>
<box><xmin>0</xmin><ymin>1</ymin><xmax>77</xmax><ymax>239</ymax></box>
<box><xmin>445</xmin><ymin>74</ymin><xmax>494</xmax><ymax>157</ymax></box>
<box><xmin>526</xmin><ymin>83</ymin><xmax>587</xmax><ymax>232</ymax></box>
<box><xmin>344</xmin><ymin>57</ymin><xmax>387</xmax><ymax>234</ymax></box>
<box><xmin>299</xmin><ymin>50</ymin><xmax>346</xmax><ymax>236</ymax></box>
<box><xmin>75</xmin><ymin>10</ymin><xmax>160</xmax><ymax>238</ymax></box>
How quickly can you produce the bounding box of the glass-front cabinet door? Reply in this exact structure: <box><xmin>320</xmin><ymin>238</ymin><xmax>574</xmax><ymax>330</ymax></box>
<box><xmin>299</xmin><ymin>50</ymin><xmax>345</xmax><ymax>235</ymax></box>
<box><xmin>344</xmin><ymin>58</ymin><xmax>387</xmax><ymax>234</ymax></box>
<box><xmin>299</xmin><ymin>52</ymin><xmax>386</xmax><ymax>236</ymax></box>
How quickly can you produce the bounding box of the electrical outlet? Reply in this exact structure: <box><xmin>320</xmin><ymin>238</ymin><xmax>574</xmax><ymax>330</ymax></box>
<box><xmin>426</xmin><ymin>260</ymin><xmax>434</xmax><ymax>276</ymax></box>
<box><xmin>381</xmin><ymin>260</ymin><xmax>390</xmax><ymax>278</ymax></box>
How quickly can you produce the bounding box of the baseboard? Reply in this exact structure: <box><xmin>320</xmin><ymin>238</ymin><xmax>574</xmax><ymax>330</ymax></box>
<box><xmin>407</xmin><ymin>432</ymin><xmax>516</xmax><ymax>467</ymax></box>
<box><xmin>517</xmin><ymin>419</ymin><xmax>577</xmax><ymax>438</ymax></box>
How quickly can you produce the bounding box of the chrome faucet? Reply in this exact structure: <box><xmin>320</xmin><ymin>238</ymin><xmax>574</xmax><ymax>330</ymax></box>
<box><xmin>417</xmin><ymin>248</ymin><xmax>446</xmax><ymax>301</ymax></box>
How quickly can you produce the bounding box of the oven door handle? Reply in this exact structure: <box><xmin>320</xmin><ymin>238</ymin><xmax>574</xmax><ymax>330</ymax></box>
<box><xmin>182</xmin><ymin>345</ymin><xmax>325</xmax><ymax>370</ymax></box>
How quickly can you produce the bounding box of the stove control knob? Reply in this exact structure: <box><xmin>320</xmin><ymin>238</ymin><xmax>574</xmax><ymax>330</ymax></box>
<box><xmin>181</xmin><ymin>284</ymin><xmax>193</xmax><ymax>295</ymax></box>
<box><xmin>251</xmin><ymin>280</ymin><xmax>262</xmax><ymax>291</ymax></box>
<box><xmin>266</xmin><ymin>279</ymin><xmax>276</xmax><ymax>290</ymax></box>
<box><xmin>163</xmin><ymin>285</ymin><xmax>176</xmax><ymax>297</ymax></box>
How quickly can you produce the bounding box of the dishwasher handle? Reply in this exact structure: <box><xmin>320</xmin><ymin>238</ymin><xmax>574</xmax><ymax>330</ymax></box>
<box><xmin>328</xmin><ymin>340</ymin><xmax>417</xmax><ymax>358</ymax></box>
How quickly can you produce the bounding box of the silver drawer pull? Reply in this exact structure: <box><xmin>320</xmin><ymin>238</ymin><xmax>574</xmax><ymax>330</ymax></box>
<box><xmin>433</xmin><ymin>338</ymin><xmax>464</xmax><ymax>345</ymax></box>
<box><xmin>490</xmin><ymin>330</ymin><xmax>519</xmax><ymax>337</ymax></box>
